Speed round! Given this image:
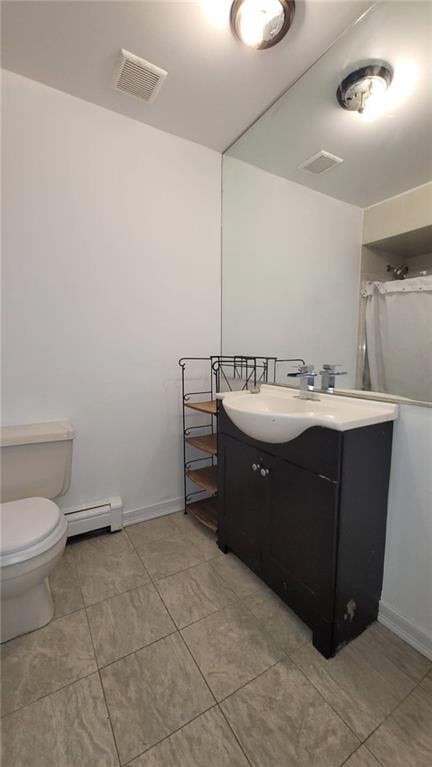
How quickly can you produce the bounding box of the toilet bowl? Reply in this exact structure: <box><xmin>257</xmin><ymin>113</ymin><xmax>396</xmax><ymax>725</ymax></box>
<box><xmin>1</xmin><ymin>420</ymin><xmax>74</xmax><ymax>643</ymax></box>
<box><xmin>0</xmin><ymin>497</ymin><xmax>68</xmax><ymax>643</ymax></box>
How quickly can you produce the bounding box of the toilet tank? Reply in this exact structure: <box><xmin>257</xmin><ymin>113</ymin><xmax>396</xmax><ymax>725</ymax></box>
<box><xmin>0</xmin><ymin>421</ymin><xmax>75</xmax><ymax>503</ymax></box>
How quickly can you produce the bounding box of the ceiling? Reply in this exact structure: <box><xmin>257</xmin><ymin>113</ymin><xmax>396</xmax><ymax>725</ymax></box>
<box><xmin>227</xmin><ymin>1</ymin><xmax>432</xmax><ymax>206</ymax></box>
<box><xmin>1</xmin><ymin>0</ymin><xmax>371</xmax><ymax>151</ymax></box>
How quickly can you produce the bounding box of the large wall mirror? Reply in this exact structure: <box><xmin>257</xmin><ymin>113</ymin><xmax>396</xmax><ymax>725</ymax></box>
<box><xmin>222</xmin><ymin>0</ymin><xmax>432</xmax><ymax>405</ymax></box>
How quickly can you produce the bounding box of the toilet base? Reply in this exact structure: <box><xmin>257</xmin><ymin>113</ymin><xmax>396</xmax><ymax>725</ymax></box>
<box><xmin>1</xmin><ymin>578</ymin><xmax>54</xmax><ymax>643</ymax></box>
<box><xmin>0</xmin><ymin>530</ymin><xmax>66</xmax><ymax>644</ymax></box>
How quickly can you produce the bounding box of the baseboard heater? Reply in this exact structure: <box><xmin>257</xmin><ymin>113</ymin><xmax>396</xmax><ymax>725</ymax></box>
<box><xmin>63</xmin><ymin>496</ymin><xmax>123</xmax><ymax>537</ymax></box>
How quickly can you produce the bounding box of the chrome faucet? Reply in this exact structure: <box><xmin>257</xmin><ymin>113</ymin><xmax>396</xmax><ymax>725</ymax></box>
<box><xmin>248</xmin><ymin>382</ymin><xmax>261</xmax><ymax>394</ymax></box>
<box><xmin>297</xmin><ymin>364</ymin><xmax>318</xmax><ymax>400</ymax></box>
<box><xmin>320</xmin><ymin>363</ymin><xmax>347</xmax><ymax>393</ymax></box>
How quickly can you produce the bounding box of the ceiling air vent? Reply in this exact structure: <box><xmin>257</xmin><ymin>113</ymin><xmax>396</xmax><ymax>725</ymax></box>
<box><xmin>114</xmin><ymin>49</ymin><xmax>167</xmax><ymax>103</ymax></box>
<box><xmin>298</xmin><ymin>150</ymin><xmax>344</xmax><ymax>175</ymax></box>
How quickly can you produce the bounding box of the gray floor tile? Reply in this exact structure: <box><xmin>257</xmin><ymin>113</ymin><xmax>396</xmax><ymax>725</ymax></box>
<box><xmin>2</xmin><ymin>673</ymin><xmax>119</xmax><ymax>766</ymax></box>
<box><xmin>1</xmin><ymin>609</ymin><xmax>96</xmax><ymax>715</ymax></box>
<box><xmin>174</xmin><ymin>511</ymin><xmax>223</xmax><ymax>554</ymax></box>
<box><xmin>70</xmin><ymin>531</ymin><xmax>150</xmax><ymax>606</ymax></box>
<box><xmin>343</xmin><ymin>746</ymin><xmax>382</xmax><ymax>767</ymax></box>
<box><xmin>221</xmin><ymin>657</ymin><xmax>359</xmax><ymax>767</ymax></box>
<box><xmin>181</xmin><ymin>602</ymin><xmax>284</xmax><ymax>701</ymax></box>
<box><xmin>100</xmin><ymin>633</ymin><xmax>214</xmax><ymax>764</ymax></box>
<box><xmin>132</xmin><ymin>531</ymin><xmax>219</xmax><ymax>580</ymax></box>
<box><xmin>420</xmin><ymin>669</ymin><xmax>432</xmax><ymax>696</ymax></box>
<box><xmin>209</xmin><ymin>554</ymin><xmax>272</xmax><ymax>599</ymax></box>
<box><xmin>126</xmin><ymin>512</ymin><xmax>219</xmax><ymax>555</ymax></box>
<box><xmin>155</xmin><ymin>561</ymin><xmax>238</xmax><ymax>629</ymax></box>
<box><xmin>126</xmin><ymin>513</ymin><xmax>184</xmax><ymax>546</ymax></box>
<box><xmin>6</xmin><ymin>517</ymin><xmax>428</xmax><ymax>765</ymax></box>
<box><xmin>49</xmin><ymin>545</ymin><xmax>84</xmax><ymax>618</ymax></box>
<box><xmin>156</xmin><ymin>509</ymin><xmax>214</xmax><ymax>539</ymax></box>
<box><xmin>367</xmin><ymin>685</ymin><xmax>432</xmax><ymax>767</ymax></box>
<box><xmin>366</xmin><ymin>622</ymin><xmax>431</xmax><ymax>682</ymax></box>
<box><xmin>128</xmin><ymin>707</ymin><xmax>249</xmax><ymax>767</ymax></box>
<box><xmin>87</xmin><ymin>583</ymin><xmax>176</xmax><ymax>667</ymax></box>
<box><xmin>244</xmin><ymin>589</ymin><xmax>311</xmax><ymax>655</ymax></box>
<box><xmin>292</xmin><ymin>628</ymin><xmax>416</xmax><ymax>740</ymax></box>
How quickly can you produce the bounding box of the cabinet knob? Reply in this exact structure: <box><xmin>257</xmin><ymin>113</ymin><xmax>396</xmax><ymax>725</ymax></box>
<box><xmin>260</xmin><ymin>467</ymin><xmax>270</xmax><ymax>477</ymax></box>
<box><xmin>252</xmin><ymin>463</ymin><xmax>260</xmax><ymax>472</ymax></box>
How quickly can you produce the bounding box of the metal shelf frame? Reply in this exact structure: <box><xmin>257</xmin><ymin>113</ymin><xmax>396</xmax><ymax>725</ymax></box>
<box><xmin>178</xmin><ymin>355</ymin><xmax>305</xmax><ymax>532</ymax></box>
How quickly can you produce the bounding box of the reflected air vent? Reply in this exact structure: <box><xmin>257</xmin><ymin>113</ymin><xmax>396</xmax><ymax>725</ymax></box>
<box><xmin>298</xmin><ymin>150</ymin><xmax>344</xmax><ymax>175</ymax></box>
<box><xmin>114</xmin><ymin>49</ymin><xmax>167</xmax><ymax>103</ymax></box>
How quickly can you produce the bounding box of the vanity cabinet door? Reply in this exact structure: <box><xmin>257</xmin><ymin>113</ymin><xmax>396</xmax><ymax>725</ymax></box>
<box><xmin>263</xmin><ymin>457</ymin><xmax>339</xmax><ymax>623</ymax></box>
<box><xmin>218</xmin><ymin>435</ymin><xmax>270</xmax><ymax>573</ymax></box>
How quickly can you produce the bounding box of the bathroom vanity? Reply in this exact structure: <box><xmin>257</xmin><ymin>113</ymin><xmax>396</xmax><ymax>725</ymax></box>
<box><xmin>217</xmin><ymin>387</ymin><xmax>397</xmax><ymax>658</ymax></box>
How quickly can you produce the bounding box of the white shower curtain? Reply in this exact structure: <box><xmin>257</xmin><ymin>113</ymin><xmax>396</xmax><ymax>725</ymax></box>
<box><xmin>363</xmin><ymin>276</ymin><xmax>432</xmax><ymax>402</ymax></box>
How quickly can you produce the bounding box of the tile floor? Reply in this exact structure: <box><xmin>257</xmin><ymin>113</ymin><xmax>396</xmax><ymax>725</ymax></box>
<box><xmin>1</xmin><ymin>510</ymin><xmax>431</xmax><ymax>766</ymax></box>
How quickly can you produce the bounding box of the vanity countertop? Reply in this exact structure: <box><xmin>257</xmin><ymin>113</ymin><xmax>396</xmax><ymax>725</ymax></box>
<box><xmin>217</xmin><ymin>384</ymin><xmax>398</xmax><ymax>444</ymax></box>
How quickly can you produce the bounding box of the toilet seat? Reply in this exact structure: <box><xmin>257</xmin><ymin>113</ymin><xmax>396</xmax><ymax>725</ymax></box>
<box><xmin>0</xmin><ymin>497</ymin><xmax>67</xmax><ymax>567</ymax></box>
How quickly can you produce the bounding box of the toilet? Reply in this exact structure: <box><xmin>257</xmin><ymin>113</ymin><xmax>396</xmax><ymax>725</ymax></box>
<box><xmin>0</xmin><ymin>421</ymin><xmax>74</xmax><ymax>643</ymax></box>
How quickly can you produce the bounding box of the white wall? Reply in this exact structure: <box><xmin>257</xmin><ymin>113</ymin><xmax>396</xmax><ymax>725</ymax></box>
<box><xmin>2</xmin><ymin>70</ymin><xmax>221</xmax><ymax>515</ymax></box>
<box><xmin>380</xmin><ymin>404</ymin><xmax>432</xmax><ymax>658</ymax></box>
<box><xmin>222</xmin><ymin>156</ymin><xmax>363</xmax><ymax>385</ymax></box>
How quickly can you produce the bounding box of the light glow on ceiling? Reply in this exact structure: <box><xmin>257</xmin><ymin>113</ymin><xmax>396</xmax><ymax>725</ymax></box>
<box><xmin>362</xmin><ymin>60</ymin><xmax>418</xmax><ymax>122</ymax></box>
<box><xmin>201</xmin><ymin>0</ymin><xmax>232</xmax><ymax>29</ymax></box>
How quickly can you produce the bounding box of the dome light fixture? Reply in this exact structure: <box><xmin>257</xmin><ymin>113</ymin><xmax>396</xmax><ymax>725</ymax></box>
<box><xmin>230</xmin><ymin>0</ymin><xmax>296</xmax><ymax>50</ymax></box>
<box><xmin>337</xmin><ymin>64</ymin><xmax>393</xmax><ymax>115</ymax></box>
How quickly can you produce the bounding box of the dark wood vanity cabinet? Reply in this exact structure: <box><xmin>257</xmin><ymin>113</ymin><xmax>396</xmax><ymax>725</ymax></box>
<box><xmin>217</xmin><ymin>405</ymin><xmax>394</xmax><ymax>658</ymax></box>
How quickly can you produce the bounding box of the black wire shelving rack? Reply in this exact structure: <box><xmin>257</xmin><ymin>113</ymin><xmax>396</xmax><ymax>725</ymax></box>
<box><xmin>177</xmin><ymin>355</ymin><xmax>305</xmax><ymax>533</ymax></box>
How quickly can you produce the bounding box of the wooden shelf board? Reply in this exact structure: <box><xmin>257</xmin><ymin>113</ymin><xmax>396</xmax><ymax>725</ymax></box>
<box><xmin>186</xmin><ymin>497</ymin><xmax>218</xmax><ymax>532</ymax></box>
<box><xmin>186</xmin><ymin>433</ymin><xmax>217</xmax><ymax>455</ymax></box>
<box><xmin>185</xmin><ymin>400</ymin><xmax>217</xmax><ymax>415</ymax></box>
<box><xmin>186</xmin><ymin>465</ymin><xmax>218</xmax><ymax>494</ymax></box>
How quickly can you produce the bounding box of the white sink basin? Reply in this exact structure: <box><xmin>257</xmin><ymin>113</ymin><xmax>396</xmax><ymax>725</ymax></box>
<box><xmin>217</xmin><ymin>385</ymin><xmax>398</xmax><ymax>444</ymax></box>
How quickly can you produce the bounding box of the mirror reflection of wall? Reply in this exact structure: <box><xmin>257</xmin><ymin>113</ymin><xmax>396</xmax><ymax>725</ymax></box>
<box><xmin>222</xmin><ymin>0</ymin><xmax>432</xmax><ymax>404</ymax></box>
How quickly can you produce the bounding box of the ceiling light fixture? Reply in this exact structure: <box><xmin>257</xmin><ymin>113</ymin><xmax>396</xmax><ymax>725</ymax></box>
<box><xmin>336</xmin><ymin>64</ymin><xmax>393</xmax><ymax>115</ymax></box>
<box><xmin>230</xmin><ymin>0</ymin><xmax>295</xmax><ymax>50</ymax></box>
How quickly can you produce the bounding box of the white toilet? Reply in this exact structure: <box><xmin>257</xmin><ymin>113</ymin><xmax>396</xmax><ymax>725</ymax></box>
<box><xmin>0</xmin><ymin>421</ymin><xmax>74</xmax><ymax>643</ymax></box>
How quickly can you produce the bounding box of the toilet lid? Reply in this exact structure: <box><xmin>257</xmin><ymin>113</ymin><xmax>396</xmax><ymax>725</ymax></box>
<box><xmin>0</xmin><ymin>497</ymin><xmax>61</xmax><ymax>555</ymax></box>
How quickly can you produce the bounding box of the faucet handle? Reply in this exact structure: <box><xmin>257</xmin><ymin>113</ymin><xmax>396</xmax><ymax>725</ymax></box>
<box><xmin>298</xmin><ymin>364</ymin><xmax>316</xmax><ymax>376</ymax></box>
<box><xmin>320</xmin><ymin>363</ymin><xmax>346</xmax><ymax>375</ymax></box>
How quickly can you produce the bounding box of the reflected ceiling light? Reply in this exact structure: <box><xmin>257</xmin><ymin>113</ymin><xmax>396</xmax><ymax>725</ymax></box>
<box><xmin>230</xmin><ymin>0</ymin><xmax>296</xmax><ymax>50</ymax></box>
<box><xmin>336</xmin><ymin>64</ymin><xmax>393</xmax><ymax>115</ymax></box>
